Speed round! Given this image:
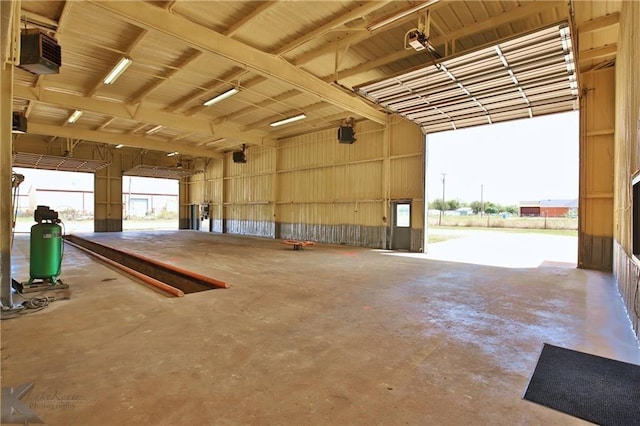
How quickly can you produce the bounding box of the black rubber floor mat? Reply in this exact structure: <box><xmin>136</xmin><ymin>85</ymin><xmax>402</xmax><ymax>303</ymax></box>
<box><xmin>523</xmin><ymin>343</ymin><xmax>640</xmax><ymax>426</ymax></box>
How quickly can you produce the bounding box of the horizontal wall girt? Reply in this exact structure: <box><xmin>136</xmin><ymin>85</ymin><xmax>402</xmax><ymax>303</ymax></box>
<box><xmin>579</xmin><ymin>44</ymin><xmax>617</xmax><ymax>62</ymax></box>
<box><xmin>578</xmin><ymin>12</ymin><xmax>620</xmax><ymax>33</ymax></box>
<box><xmin>88</xmin><ymin>0</ymin><xmax>388</xmax><ymax>124</ymax></box>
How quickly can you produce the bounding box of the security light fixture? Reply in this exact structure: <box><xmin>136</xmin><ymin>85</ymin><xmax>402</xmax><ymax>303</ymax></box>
<box><xmin>103</xmin><ymin>57</ymin><xmax>133</xmax><ymax>85</ymax></box>
<box><xmin>270</xmin><ymin>114</ymin><xmax>307</xmax><ymax>127</ymax></box>
<box><xmin>67</xmin><ymin>110</ymin><xmax>83</xmax><ymax>123</ymax></box>
<box><xmin>203</xmin><ymin>88</ymin><xmax>239</xmax><ymax>106</ymax></box>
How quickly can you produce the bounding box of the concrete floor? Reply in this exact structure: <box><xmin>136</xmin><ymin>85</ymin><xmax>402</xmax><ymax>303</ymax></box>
<box><xmin>3</xmin><ymin>231</ymin><xmax>639</xmax><ymax>425</ymax></box>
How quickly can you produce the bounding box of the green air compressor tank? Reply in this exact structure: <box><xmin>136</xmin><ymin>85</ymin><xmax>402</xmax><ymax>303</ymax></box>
<box><xmin>30</xmin><ymin>222</ymin><xmax>62</xmax><ymax>281</ymax></box>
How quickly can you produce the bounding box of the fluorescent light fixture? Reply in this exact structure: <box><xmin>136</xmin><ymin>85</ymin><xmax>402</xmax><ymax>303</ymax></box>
<box><xmin>203</xmin><ymin>88</ymin><xmax>239</xmax><ymax>107</ymax></box>
<box><xmin>367</xmin><ymin>0</ymin><xmax>439</xmax><ymax>32</ymax></box>
<box><xmin>145</xmin><ymin>125</ymin><xmax>163</xmax><ymax>135</ymax></box>
<box><xmin>115</xmin><ymin>144</ymin><xmax>124</xmax><ymax>149</ymax></box>
<box><xmin>205</xmin><ymin>138</ymin><xmax>227</xmax><ymax>146</ymax></box>
<box><xmin>103</xmin><ymin>57</ymin><xmax>133</xmax><ymax>85</ymax></box>
<box><xmin>270</xmin><ymin>114</ymin><xmax>307</xmax><ymax>127</ymax></box>
<box><xmin>67</xmin><ymin>110</ymin><xmax>83</xmax><ymax>124</ymax></box>
<box><xmin>167</xmin><ymin>151</ymin><xmax>180</xmax><ymax>157</ymax></box>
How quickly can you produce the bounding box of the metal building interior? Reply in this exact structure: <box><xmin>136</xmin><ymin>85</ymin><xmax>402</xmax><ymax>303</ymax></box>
<box><xmin>1</xmin><ymin>0</ymin><xmax>639</xmax><ymax>424</ymax></box>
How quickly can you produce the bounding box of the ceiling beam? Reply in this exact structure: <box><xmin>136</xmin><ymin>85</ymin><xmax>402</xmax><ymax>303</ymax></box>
<box><xmin>27</xmin><ymin>122</ymin><xmax>224</xmax><ymax>159</ymax></box>
<box><xmin>24</xmin><ymin>101</ymin><xmax>35</xmax><ymax>118</ymax></box>
<box><xmin>56</xmin><ymin>1</ymin><xmax>75</xmax><ymax>35</ymax></box>
<box><xmin>579</xmin><ymin>44</ymin><xmax>617</xmax><ymax>62</ymax></box>
<box><xmin>578</xmin><ymin>12</ymin><xmax>619</xmax><ymax>34</ymax></box>
<box><xmin>129</xmin><ymin>123</ymin><xmax>148</xmax><ymax>135</ymax></box>
<box><xmin>14</xmin><ymin>85</ymin><xmax>273</xmax><ymax>146</ymax></box>
<box><xmin>20</xmin><ymin>11</ymin><xmax>58</xmax><ymax>29</ymax></box>
<box><xmin>88</xmin><ymin>1</ymin><xmax>387</xmax><ymax>124</ymax></box>
<box><xmin>273</xmin><ymin>1</ymin><xmax>392</xmax><ymax>56</ymax></box>
<box><xmin>96</xmin><ymin>117</ymin><xmax>115</xmax><ymax>130</ymax></box>
<box><xmin>164</xmin><ymin>0</ymin><xmax>180</xmax><ymax>11</ymax></box>
<box><xmin>224</xmin><ymin>1</ymin><xmax>277</xmax><ymax>37</ymax></box>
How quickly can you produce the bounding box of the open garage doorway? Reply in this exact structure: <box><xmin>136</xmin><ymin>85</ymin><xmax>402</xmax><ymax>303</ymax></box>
<box><xmin>122</xmin><ymin>176</ymin><xmax>179</xmax><ymax>231</ymax></box>
<box><xmin>356</xmin><ymin>23</ymin><xmax>581</xmax><ymax>267</ymax></box>
<box><xmin>12</xmin><ymin>168</ymin><xmax>95</xmax><ymax>234</ymax></box>
<box><xmin>424</xmin><ymin>112</ymin><xmax>579</xmax><ymax>268</ymax></box>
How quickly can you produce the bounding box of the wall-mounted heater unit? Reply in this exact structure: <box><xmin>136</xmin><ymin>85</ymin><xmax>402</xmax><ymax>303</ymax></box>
<box><xmin>233</xmin><ymin>144</ymin><xmax>247</xmax><ymax>163</ymax></box>
<box><xmin>19</xmin><ymin>29</ymin><xmax>61</xmax><ymax>75</ymax></box>
<box><xmin>338</xmin><ymin>118</ymin><xmax>356</xmax><ymax>144</ymax></box>
<box><xmin>12</xmin><ymin>112</ymin><xmax>27</xmax><ymax>134</ymax></box>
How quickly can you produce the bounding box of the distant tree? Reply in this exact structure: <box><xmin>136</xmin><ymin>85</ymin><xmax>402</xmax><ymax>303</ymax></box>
<box><xmin>446</xmin><ymin>199</ymin><xmax>460</xmax><ymax>210</ymax></box>
<box><xmin>470</xmin><ymin>201</ymin><xmax>482</xmax><ymax>214</ymax></box>
<box><xmin>484</xmin><ymin>202</ymin><xmax>499</xmax><ymax>214</ymax></box>
<box><xmin>505</xmin><ymin>205</ymin><xmax>518</xmax><ymax>214</ymax></box>
<box><xmin>430</xmin><ymin>199</ymin><xmax>445</xmax><ymax>210</ymax></box>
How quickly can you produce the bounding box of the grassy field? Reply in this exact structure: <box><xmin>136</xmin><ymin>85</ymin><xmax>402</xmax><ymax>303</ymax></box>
<box><xmin>428</xmin><ymin>215</ymin><xmax>578</xmax><ymax>231</ymax></box>
<box><xmin>429</xmin><ymin>225</ymin><xmax>577</xmax><ymax>238</ymax></box>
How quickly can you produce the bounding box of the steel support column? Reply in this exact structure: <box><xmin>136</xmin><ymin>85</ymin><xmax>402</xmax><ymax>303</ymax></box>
<box><xmin>0</xmin><ymin>0</ymin><xmax>18</xmax><ymax>307</ymax></box>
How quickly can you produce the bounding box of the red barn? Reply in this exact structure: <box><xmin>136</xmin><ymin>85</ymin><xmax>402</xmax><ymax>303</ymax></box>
<box><xmin>519</xmin><ymin>199</ymin><xmax>578</xmax><ymax>217</ymax></box>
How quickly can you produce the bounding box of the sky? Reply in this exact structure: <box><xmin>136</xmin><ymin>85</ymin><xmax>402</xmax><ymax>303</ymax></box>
<box><xmin>426</xmin><ymin>111</ymin><xmax>579</xmax><ymax>206</ymax></box>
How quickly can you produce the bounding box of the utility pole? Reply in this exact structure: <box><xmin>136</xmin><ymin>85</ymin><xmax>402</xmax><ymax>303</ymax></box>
<box><xmin>439</xmin><ymin>172</ymin><xmax>446</xmax><ymax>226</ymax></box>
<box><xmin>480</xmin><ymin>184</ymin><xmax>484</xmax><ymax>217</ymax></box>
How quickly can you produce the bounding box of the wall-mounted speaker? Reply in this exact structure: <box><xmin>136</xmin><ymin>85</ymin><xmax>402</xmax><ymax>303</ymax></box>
<box><xmin>19</xmin><ymin>29</ymin><xmax>61</xmax><ymax>75</ymax></box>
<box><xmin>338</xmin><ymin>126</ymin><xmax>356</xmax><ymax>144</ymax></box>
<box><xmin>232</xmin><ymin>151</ymin><xmax>246</xmax><ymax>163</ymax></box>
<box><xmin>12</xmin><ymin>112</ymin><xmax>27</xmax><ymax>134</ymax></box>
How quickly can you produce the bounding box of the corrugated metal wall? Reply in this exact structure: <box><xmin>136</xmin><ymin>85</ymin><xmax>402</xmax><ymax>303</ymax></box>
<box><xmin>613</xmin><ymin>1</ymin><xmax>640</xmax><ymax>340</ymax></box>
<box><xmin>185</xmin><ymin>119</ymin><xmax>425</xmax><ymax>249</ymax></box>
<box><xmin>224</xmin><ymin>146</ymin><xmax>275</xmax><ymax>237</ymax></box>
<box><xmin>277</xmin><ymin>121</ymin><xmax>387</xmax><ymax>246</ymax></box>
